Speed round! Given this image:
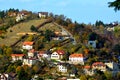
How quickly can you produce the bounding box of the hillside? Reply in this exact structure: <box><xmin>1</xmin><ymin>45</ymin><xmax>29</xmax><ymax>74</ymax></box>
<box><xmin>39</xmin><ymin>23</ymin><xmax>62</xmax><ymax>32</ymax></box>
<box><xmin>0</xmin><ymin>19</ymin><xmax>46</xmax><ymax>46</ymax></box>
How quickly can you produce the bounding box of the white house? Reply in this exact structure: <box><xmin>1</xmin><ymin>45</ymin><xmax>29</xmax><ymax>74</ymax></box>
<box><xmin>37</xmin><ymin>51</ymin><xmax>50</xmax><ymax>61</ymax></box>
<box><xmin>105</xmin><ymin>62</ymin><xmax>119</xmax><ymax>71</ymax></box>
<box><xmin>22</xmin><ymin>41</ymin><xmax>34</xmax><ymax>50</ymax></box>
<box><xmin>57</xmin><ymin>63</ymin><xmax>67</xmax><ymax>73</ymax></box>
<box><xmin>38</xmin><ymin>12</ymin><xmax>48</xmax><ymax>18</ymax></box>
<box><xmin>16</xmin><ymin>14</ymin><xmax>24</xmax><ymax>22</ymax></box>
<box><xmin>0</xmin><ymin>73</ymin><xmax>9</xmax><ymax>80</ymax></box>
<box><xmin>38</xmin><ymin>51</ymin><xmax>48</xmax><ymax>58</ymax></box>
<box><xmin>28</xmin><ymin>49</ymin><xmax>35</xmax><ymax>58</ymax></box>
<box><xmin>88</xmin><ymin>40</ymin><xmax>96</xmax><ymax>48</ymax></box>
<box><xmin>107</xmin><ymin>27</ymin><xmax>115</xmax><ymax>31</ymax></box>
<box><xmin>23</xmin><ymin>58</ymin><xmax>37</xmax><ymax>67</ymax></box>
<box><xmin>69</xmin><ymin>53</ymin><xmax>84</xmax><ymax>65</ymax></box>
<box><xmin>11</xmin><ymin>54</ymin><xmax>24</xmax><ymax>62</ymax></box>
<box><xmin>92</xmin><ymin>62</ymin><xmax>106</xmax><ymax>72</ymax></box>
<box><xmin>16</xmin><ymin>10</ymin><xmax>28</xmax><ymax>22</ymax></box>
<box><xmin>51</xmin><ymin>50</ymin><xmax>65</xmax><ymax>60</ymax></box>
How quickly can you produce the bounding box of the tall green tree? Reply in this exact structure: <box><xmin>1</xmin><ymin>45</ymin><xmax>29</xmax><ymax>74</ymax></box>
<box><xmin>108</xmin><ymin>0</ymin><xmax>120</xmax><ymax>11</ymax></box>
<box><xmin>30</xmin><ymin>25</ymin><xmax>37</xmax><ymax>32</ymax></box>
<box><xmin>44</xmin><ymin>29</ymin><xmax>55</xmax><ymax>42</ymax></box>
<box><xmin>0</xmin><ymin>10</ymin><xmax>5</xmax><ymax>19</ymax></box>
<box><xmin>16</xmin><ymin>66</ymin><xmax>30</xmax><ymax>80</ymax></box>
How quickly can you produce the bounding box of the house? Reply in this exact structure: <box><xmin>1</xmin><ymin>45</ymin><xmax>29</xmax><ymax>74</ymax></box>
<box><xmin>84</xmin><ymin>66</ymin><xmax>94</xmax><ymax>76</ymax></box>
<box><xmin>16</xmin><ymin>10</ymin><xmax>29</xmax><ymax>22</ymax></box>
<box><xmin>0</xmin><ymin>73</ymin><xmax>8</xmax><ymax>80</ymax></box>
<box><xmin>61</xmin><ymin>29</ymin><xmax>69</xmax><ymax>36</ymax></box>
<box><xmin>23</xmin><ymin>58</ymin><xmax>37</xmax><ymax>67</ymax></box>
<box><xmin>7</xmin><ymin>12</ymin><xmax>17</xmax><ymax>17</ymax></box>
<box><xmin>16</xmin><ymin>13</ymin><xmax>24</xmax><ymax>22</ymax></box>
<box><xmin>8</xmin><ymin>72</ymin><xmax>17</xmax><ymax>80</ymax></box>
<box><xmin>107</xmin><ymin>27</ymin><xmax>115</xmax><ymax>31</ymax></box>
<box><xmin>57</xmin><ymin>63</ymin><xmax>68</xmax><ymax>73</ymax></box>
<box><xmin>22</xmin><ymin>41</ymin><xmax>34</xmax><ymax>50</ymax></box>
<box><xmin>37</xmin><ymin>51</ymin><xmax>50</xmax><ymax>61</ymax></box>
<box><xmin>52</xmin><ymin>36</ymin><xmax>63</xmax><ymax>41</ymax></box>
<box><xmin>51</xmin><ymin>50</ymin><xmax>65</xmax><ymax>60</ymax></box>
<box><xmin>69</xmin><ymin>53</ymin><xmax>84</xmax><ymax>65</ymax></box>
<box><xmin>28</xmin><ymin>49</ymin><xmax>35</xmax><ymax>58</ymax></box>
<box><xmin>38</xmin><ymin>12</ymin><xmax>48</xmax><ymax>18</ymax></box>
<box><xmin>105</xmin><ymin>62</ymin><xmax>119</xmax><ymax>71</ymax></box>
<box><xmin>88</xmin><ymin>40</ymin><xmax>96</xmax><ymax>48</ymax></box>
<box><xmin>92</xmin><ymin>62</ymin><xmax>106</xmax><ymax>72</ymax></box>
<box><xmin>11</xmin><ymin>54</ymin><xmax>24</xmax><ymax>62</ymax></box>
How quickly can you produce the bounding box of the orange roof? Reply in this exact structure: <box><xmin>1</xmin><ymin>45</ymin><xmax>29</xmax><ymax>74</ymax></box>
<box><xmin>23</xmin><ymin>41</ymin><xmax>34</xmax><ymax>45</ymax></box>
<box><xmin>69</xmin><ymin>53</ymin><xmax>83</xmax><ymax>58</ymax></box>
<box><xmin>11</xmin><ymin>54</ymin><xmax>24</xmax><ymax>57</ymax></box>
<box><xmin>92</xmin><ymin>62</ymin><xmax>105</xmax><ymax>67</ymax></box>
<box><xmin>84</xmin><ymin>66</ymin><xmax>91</xmax><ymax>69</ymax></box>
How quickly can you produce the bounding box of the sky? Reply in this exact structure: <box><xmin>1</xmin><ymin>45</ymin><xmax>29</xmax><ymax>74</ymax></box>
<box><xmin>0</xmin><ymin>0</ymin><xmax>120</xmax><ymax>24</ymax></box>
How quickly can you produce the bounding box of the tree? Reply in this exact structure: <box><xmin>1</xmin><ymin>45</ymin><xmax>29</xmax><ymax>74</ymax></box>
<box><xmin>5</xmin><ymin>47</ymin><xmax>12</xmax><ymax>56</ymax></box>
<box><xmin>80</xmin><ymin>75</ymin><xmax>87</xmax><ymax>80</ymax></box>
<box><xmin>95</xmin><ymin>20</ymin><xmax>105</xmax><ymax>27</ymax></box>
<box><xmin>112</xmin><ymin>44</ymin><xmax>120</xmax><ymax>54</ymax></box>
<box><xmin>32</xmin><ymin>61</ymin><xmax>41</xmax><ymax>74</ymax></box>
<box><xmin>0</xmin><ymin>48</ymin><xmax>3</xmax><ymax>54</ymax></box>
<box><xmin>108</xmin><ymin>0</ymin><xmax>120</xmax><ymax>11</ymax></box>
<box><xmin>116</xmin><ymin>72</ymin><xmax>120</xmax><ymax>79</ymax></box>
<box><xmin>7</xmin><ymin>64</ymin><xmax>15</xmax><ymax>73</ymax></box>
<box><xmin>88</xmin><ymin>32</ymin><xmax>97</xmax><ymax>40</ymax></box>
<box><xmin>44</xmin><ymin>29</ymin><xmax>55</xmax><ymax>42</ymax></box>
<box><xmin>34</xmin><ymin>39</ymin><xmax>44</xmax><ymax>50</ymax></box>
<box><xmin>26</xmin><ymin>35</ymin><xmax>34</xmax><ymax>41</ymax></box>
<box><xmin>16</xmin><ymin>66</ymin><xmax>30</xmax><ymax>80</ymax></box>
<box><xmin>0</xmin><ymin>55</ymin><xmax>10</xmax><ymax>73</ymax></box>
<box><xmin>0</xmin><ymin>10</ymin><xmax>5</xmax><ymax>19</ymax></box>
<box><xmin>104</xmin><ymin>71</ymin><xmax>112</xmax><ymax>80</ymax></box>
<box><xmin>30</xmin><ymin>25</ymin><xmax>37</xmax><ymax>32</ymax></box>
<box><xmin>7</xmin><ymin>19</ymin><xmax>16</xmax><ymax>27</ymax></box>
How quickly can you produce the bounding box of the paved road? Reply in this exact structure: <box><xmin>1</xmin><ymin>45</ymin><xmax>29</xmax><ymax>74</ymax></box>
<box><xmin>53</xmin><ymin>22</ymin><xmax>77</xmax><ymax>45</ymax></box>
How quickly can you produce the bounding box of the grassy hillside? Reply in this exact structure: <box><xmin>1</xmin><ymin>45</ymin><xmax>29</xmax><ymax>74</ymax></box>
<box><xmin>0</xmin><ymin>19</ymin><xmax>46</xmax><ymax>46</ymax></box>
<box><xmin>39</xmin><ymin>22</ymin><xmax>62</xmax><ymax>32</ymax></box>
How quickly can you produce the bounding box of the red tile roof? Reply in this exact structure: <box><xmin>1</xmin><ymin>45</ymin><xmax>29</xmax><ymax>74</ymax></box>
<box><xmin>11</xmin><ymin>54</ymin><xmax>24</xmax><ymax>57</ymax></box>
<box><xmin>69</xmin><ymin>53</ymin><xmax>83</xmax><ymax>58</ymax></box>
<box><xmin>84</xmin><ymin>66</ymin><xmax>91</xmax><ymax>69</ymax></box>
<box><xmin>56</xmin><ymin>50</ymin><xmax>65</xmax><ymax>55</ymax></box>
<box><xmin>23</xmin><ymin>41</ymin><xmax>34</xmax><ymax>45</ymax></box>
<box><xmin>92</xmin><ymin>62</ymin><xmax>105</xmax><ymax>67</ymax></box>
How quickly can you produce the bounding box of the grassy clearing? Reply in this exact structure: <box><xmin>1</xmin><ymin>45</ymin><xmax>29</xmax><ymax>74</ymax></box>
<box><xmin>39</xmin><ymin>23</ymin><xmax>62</xmax><ymax>32</ymax></box>
<box><xmin>0</xmin><ymin>19</ymin><xmax>46</xmax><ymax>46</ymax></box>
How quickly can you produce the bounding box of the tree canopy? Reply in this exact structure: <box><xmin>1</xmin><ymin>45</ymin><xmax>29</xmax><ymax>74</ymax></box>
<box><xmin>108</xmin><ymin>0</ymin><xmax>120</xmax><ymax>11</ymax></box>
